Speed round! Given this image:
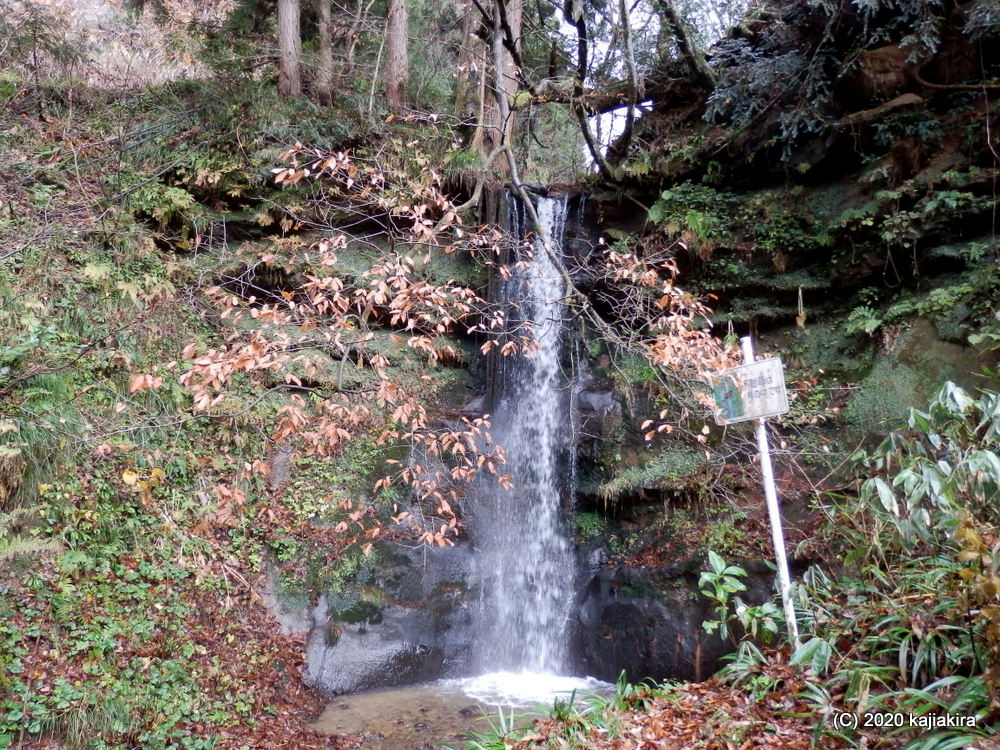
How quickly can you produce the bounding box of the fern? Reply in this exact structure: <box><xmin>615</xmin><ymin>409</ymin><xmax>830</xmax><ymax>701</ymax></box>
<box><xmin>0</xmin><ymin>507</ymin><xmax>59</xmax><ymax>560</ymax></box>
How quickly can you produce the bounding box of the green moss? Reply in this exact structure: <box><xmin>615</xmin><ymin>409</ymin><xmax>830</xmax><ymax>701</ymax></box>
<box><xmin>610</xmin><ymin>354</ymin><xmax>658</xmax><ymax>387</ymax></box>
<box><xmin>421</xmin><ymin>248</ymin><xmax>488</xmax><ymax>291</ymax></box>
<box><xmin>573</xmin><ymin>511</ymin><xmax>608</xmax><ymax>543</ymax></box>
<box><xmin>711</xmin><ymin>298</ymin><xmax>798</xmax><ymax>325</ymax></box>
<box><xmin>278</xmin><ymin>546</ymin><xmax>373</xmax><ymax>603</ymax></box>
<box><xmin>844</xmin><ymin>360</ymin><xmax>923</xmax><ymax>435</ymax></box>
<box><xmin>597</xmin><ymin>448</ymin><xmax>704</xmax><ymax>503</ymax></box>
<box><xmin>337</xmin><ymin>599</ymin><xmax>384</xmax><ymax>625</ymax></box>
<box><xmin>270</xmin><ymin>569</ymin><xmax>311</xmax><ymax>616</ymax></box>
<box><xmin>845</xmin><ymin>318</ymin><xmax>991</xmax><ymax>437</ymax></box>
<box><xmin>760</xmin><ymin>269</ymin><xmax>829</xmax><ymax>292</ymax></box>
<box><xmin>702</xmin><ymin>512</ymin><xmax>749</xmax><ymax>558</ymax></box>
<box><xmin>788</xmin><ymin>319</ymin><xmax>873</xmax><ymax>381</ymax></box>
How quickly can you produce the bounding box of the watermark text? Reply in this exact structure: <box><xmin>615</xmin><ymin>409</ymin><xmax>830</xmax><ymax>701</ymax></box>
<box><xmin>833</xmin><ymin>712</ymin><xmax>978</xmax><ymax>731</ymax></box>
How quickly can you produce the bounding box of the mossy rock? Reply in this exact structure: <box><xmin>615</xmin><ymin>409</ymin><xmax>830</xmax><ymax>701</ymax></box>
<box><xmin>759</xmin><ymin>269</ymin><xmax>830</xmax><ymax>292</ymax></box>
<box><xmin>597</xmin><ymin>447</ymin><xmax>705</xmax><ymax>503</ymax></box>
<box><xmin>608</xmin><ymin>353</ymin><xmax>659</xmax><ymax>386</ymax></box>
<box><xmin>421</xmin><ymin>249</ymin><xmax>488</xmax><ymax>291</ymax></box>
<box><xmin>781</xmin><ymin>319</ymin><xmax>874</xmax><ymax>381</ymax></box>
<box><xmin>844</xmin><ymin>359</ymin><xmax>923</xmax><ymax>435</ymax></box>
<box><xmin>337</xmin><ymin>599</ymin><xmax>384</xmax><ymax>625</ymax></box>
<box><xmin>845</xmin><ymin>318</ymin><xmax>989</xmax><ymax>437</ymax></box>
<box><xmin>573</xmin><ymin>511</ymin><xmax>608</xmax><ymax>543</ymax></box>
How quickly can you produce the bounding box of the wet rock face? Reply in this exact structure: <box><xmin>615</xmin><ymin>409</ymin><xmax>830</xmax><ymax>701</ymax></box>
<box><xmin>574</xmin><ymin>378</ymin><xmax>622</xmax><ymax>466</ymax></box>
<box><xmin>271</xmin><ymin>543</ymin><xmax>475</xmax><ymax>695</ymax></box>
<box><xmin>571</xmin><ymin>563</ymin><xmax>774</xmax><ymax>683</ymax></box>
<box><xmin>306</xmin><ymin>598</ymin><xmax>448</xmax><ymax>694</ymax></box>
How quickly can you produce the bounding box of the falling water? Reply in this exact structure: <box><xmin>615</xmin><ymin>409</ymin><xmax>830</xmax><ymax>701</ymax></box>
<box><xmin>471</xmin><ymin>194</ymin><xmax>578</xmax><ymax>682</ymax></box>
<box><xmin>308</xmin><ymin>193</ymin><xmax>606</xmax><ymax>745</ymax></box>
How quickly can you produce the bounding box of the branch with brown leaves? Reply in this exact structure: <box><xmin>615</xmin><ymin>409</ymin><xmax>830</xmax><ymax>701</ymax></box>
<box><xmin>178</xmin><ymin>147</ymin><xmax>534</xmax><ymax>547</ymax></box>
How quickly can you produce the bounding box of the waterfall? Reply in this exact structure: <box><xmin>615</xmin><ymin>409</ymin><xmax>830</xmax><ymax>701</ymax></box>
<box><xmin>473</xmin><ymin>194</ymin><xmax>577</xmax><ymax>676</ymax></box>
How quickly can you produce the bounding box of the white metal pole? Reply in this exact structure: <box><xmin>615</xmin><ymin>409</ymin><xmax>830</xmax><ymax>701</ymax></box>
<box><xmin>740</xmin><ymin>335</ymin><xmax>800</xmax><ymax>648</ymax></box>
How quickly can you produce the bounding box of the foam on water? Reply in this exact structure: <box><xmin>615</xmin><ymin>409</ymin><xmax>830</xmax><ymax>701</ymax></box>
<box><xmin>447</xmin><ymin>671</ymin><xmax>612</xmax><ymax>707</ymax></box>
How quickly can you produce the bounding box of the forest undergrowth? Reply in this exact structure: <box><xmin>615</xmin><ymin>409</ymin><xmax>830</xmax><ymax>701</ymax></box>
<box><xmin>0</xmin><ymin>67</ymin><xmax>504</xmax><ymax>748</ymax></box>
<box><xmin>455</xmin><ymin>377</ymin><xmax>1000</xmax><ymax>750</ymax></box>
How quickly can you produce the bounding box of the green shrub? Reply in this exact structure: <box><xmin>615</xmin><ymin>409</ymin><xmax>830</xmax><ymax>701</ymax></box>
<box><xmin>800</xmin><ymin>382</ymin><xmax>1000</xmax><ymax>743</ymax></box>
<box><xmin>573</xmin><ymin>511</ymin><xmax>607</xmax><ymax>543</ymax></box>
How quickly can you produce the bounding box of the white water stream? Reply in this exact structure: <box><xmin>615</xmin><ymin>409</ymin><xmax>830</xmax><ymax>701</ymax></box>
<box><xmin>462</xmin><ymin>195</ymin><xmax>604</xmax><ymax>705</ymax></box>
<box><xmin>312</xmin><ymin>196</ymin><xmax>607</xmax><ymax>749</ymax></box>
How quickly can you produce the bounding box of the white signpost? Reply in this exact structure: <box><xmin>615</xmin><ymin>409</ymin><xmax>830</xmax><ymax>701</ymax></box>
<box><xmin>709</xmin><ymin>337</ymin><xmax>800</xmax><ymax>647</ymax></box>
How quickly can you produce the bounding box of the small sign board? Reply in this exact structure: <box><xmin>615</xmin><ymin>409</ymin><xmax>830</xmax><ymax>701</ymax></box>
<box><xmin>709</xmin><ymin>357</ymin><xmax>789</xmax><ymax>425</ymax></box>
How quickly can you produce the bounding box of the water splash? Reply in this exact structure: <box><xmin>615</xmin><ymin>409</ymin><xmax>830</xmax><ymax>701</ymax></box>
<box><xmin>447</xmin><ymin>671</ymin><xmax>608</xmax><ymax>707</ymax></box>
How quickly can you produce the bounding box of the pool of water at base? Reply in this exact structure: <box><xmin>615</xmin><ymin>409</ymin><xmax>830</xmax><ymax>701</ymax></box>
<box><xmin>312</xmin><ymin>672</ymin><xmax>612</xmax><ymax>750</ymax></box>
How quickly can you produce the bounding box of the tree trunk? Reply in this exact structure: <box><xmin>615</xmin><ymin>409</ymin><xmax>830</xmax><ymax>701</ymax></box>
<box><xmin>655</xmin><ymin>0</ymin><xmax>715</xmax><ymax>89</ymax></box>
<box><xmin>454</xmin><ymin>0</ymin><xmax>476</xmax><ymax>118</ymax></box>
<box><xmin>502</xmin><ymin>0</ymin><xmax>522</xmax><ymax>146</ymax></box>
<box><xmin>344</xmin><ymin>0</ymin><xmax>373</xmax><ymax>81</ymax></box>
<box><xmin>485</xmin><ymin>0</ymin><xmax>522</xmax><ymax>155</ymax></box>
<box><xmin>386</xmin><ymin>0</ymin><xmax>409</xmax><ymax>111</ymax></box>
<box><xmin>454</xmin><ymin>0</ymin><xmax>490</xmax><ymax>155</ymax></box>
<box><xmin>315</xmin><ymin>0</ymin><xmax>333</xmax><ymax>105</ymax></box>
<box><xmin>277</xmin><ymin>0</ymin><xmax>302</xmax><ymax>97</ymax></box>
<box><xmin>471</xmin><ymin>51</ymin><xmax>487</xmax><ymax>153</ymax></box>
